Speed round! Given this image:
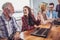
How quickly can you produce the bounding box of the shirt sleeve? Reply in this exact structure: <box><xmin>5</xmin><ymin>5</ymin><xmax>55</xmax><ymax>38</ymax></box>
<box><xmin>56</xmin><ymin>12</ymin><xmax>58</xmax><ymax>18</ymax></box>
<box><xmin>13</xmin><ymin>17</ymin><xmax>22</xmax><ymax>32</ymax></box>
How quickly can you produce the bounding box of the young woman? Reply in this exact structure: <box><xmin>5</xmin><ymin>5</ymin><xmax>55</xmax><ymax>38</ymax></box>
<box><xmin>37</xmin><ymin>3</ymin><xmax>49</xmax><ymax>24</ymax></box>
<box><xmin>22</xmin><ymin>6</ymin><xmax>40</xmax><ymax>31</ymax></box>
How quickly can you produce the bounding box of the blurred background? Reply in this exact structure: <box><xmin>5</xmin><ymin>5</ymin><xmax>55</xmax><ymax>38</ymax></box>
<box><xmin>0</xmin><ymin>0</ymin><xmax>58</xmax><ymax>27</ymax></box>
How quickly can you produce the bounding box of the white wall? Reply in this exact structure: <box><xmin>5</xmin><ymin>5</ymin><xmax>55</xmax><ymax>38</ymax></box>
<box><xmin>0</xmin><ymin>0</ymin><xmax>30</xmax><ymax>11</ymax></box>
<box><xmin>32</xmin><ymin>0</ymin><xmax>58</xmax><ymax>16</ymax></box>
<box><xmin>0</xmin><ymin>0</ymin><xmax>31</xmax><ymax>27</ymax></box>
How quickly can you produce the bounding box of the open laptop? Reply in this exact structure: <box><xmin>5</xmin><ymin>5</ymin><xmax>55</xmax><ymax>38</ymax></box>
<box><xmin>31</xmin><ymin>24</ymin><xmax>52</xmax><ymax>38</ymax></box>
<box><xmin>53</xmin><ymin>19</ymin><xmax>60</xmax><ymax>25</ymax></box>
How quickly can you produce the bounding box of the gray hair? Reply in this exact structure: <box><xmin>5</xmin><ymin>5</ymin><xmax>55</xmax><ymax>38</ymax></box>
<box><xmin>2</xmin><ymin>2</ymin><xmax>13</xmax><ymax>9</ymax></box>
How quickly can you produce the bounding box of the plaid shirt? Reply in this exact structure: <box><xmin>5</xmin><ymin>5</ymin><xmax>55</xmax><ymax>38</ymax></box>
<box><xmin>0</xmin><ymin>14</ymin><xmax>21</xmax><ymax>38</ymax></box>
<box><xmin>22</xmin><ymin>14</ymin><xmax>39</xmax><ymax>31</ymax></box>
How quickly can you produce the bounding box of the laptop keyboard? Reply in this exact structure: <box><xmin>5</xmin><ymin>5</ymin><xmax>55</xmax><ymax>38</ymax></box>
<box><xmin>31</xmin><ymin>28</ymin><xmax>50</xmax><ymax>38</ymax></box>
<box><xmin>36</xmin><ymin>28</ymin><xmax>50</xmax><ymax>36</ymax></box>
<box><xmin>43</xmin><ymin>29</ymin><xmax>50</xmax><ymax>35</ymax></box>
<box><xmin>36</xmin><ymin>28</ymin><xmax>46</xmax><ymax>34</ymax></box>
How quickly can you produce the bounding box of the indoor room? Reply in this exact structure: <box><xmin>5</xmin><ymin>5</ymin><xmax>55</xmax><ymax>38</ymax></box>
<box><xmin>0</xmin><ymin>0</ymin><xmax>60</xmax><ymax>40</ymax></box>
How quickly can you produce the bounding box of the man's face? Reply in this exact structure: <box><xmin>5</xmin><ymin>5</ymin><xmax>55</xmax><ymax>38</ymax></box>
<box><xmin>49</xmin><ymin>5</ymin><xmax>54</xmax><ymax>11</ymax></box>
<box><xmin>3</xmin><ymin>4</ymin><xmax>14</xmax><ymax>17</ymax></box>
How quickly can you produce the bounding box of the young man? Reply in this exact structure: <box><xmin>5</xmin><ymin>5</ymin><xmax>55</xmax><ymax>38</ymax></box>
<box><xmin>0</xmin><ymin>2</ymin><xmax>22</xmax><ymax>40</ymax></box>
<box><xmin>46</xmin><ymin>3</ymin><xmax>58</xmax><ymax>21</ymax></box>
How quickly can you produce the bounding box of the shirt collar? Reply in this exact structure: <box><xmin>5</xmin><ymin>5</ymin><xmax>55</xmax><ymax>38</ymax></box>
<box><xmin>2</xmin><ymin>13</ymin><xmax>12</xmax><ymax>21</ymax></box>
<box><xmin>49</xmin><ymin>10</ymin><xmax>53</xmax><ymax>13</ymax></box>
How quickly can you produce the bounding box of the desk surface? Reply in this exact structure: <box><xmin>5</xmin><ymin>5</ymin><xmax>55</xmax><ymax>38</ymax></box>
<box><xmin>24</xmin><ymin>24</ymin><xmax>60</xmax><ymax>40</ymax></box>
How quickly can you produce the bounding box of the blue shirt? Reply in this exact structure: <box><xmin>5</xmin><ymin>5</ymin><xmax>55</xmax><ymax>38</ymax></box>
<box><xmin>0</xmin><ymin>14</ymin><xmax>21</xmax><ymax>38</ymax></box>
<box><xmin>46</xmin><ymin>10</ymin><xmax>58</xmax><ymax>19</ymax></box>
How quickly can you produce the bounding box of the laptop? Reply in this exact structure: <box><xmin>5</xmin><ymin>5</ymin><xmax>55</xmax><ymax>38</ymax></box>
<box><xmin>53</xmin><ymin>19</ymin><xmax>60</xmax><ymax>25</ymax></box>
<box><xmin>31</xmin><ymin>24</ymin><xmax>52</xmax><ymax>38</ymax></box>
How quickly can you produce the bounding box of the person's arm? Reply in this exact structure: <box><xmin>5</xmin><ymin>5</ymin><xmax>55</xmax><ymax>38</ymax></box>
<box><xmin>31</xmin><ymin>13</ymin><xmax>39</xmax><ymax>25</ymax></box>
<box><xmin>38</xmin><ymin>12</ymin><xmax>46</xmax><ymax>24</ymax></box>
<box><xmin>12</xmin><ymin>17</ymin><xmax>22</xmax><ymax>39</ymax></box>
<box><xmin>0</xmin><ymin>17</ymin><xmax>8</xmax><ymax>40</ymax></box>
<box><xmin>13</xmin><ymin>17</ymin><xmax>21</xmax><ymax>32</ymax></box>
<box><xmin>22</xmin><ymin>17</ymin><xmax>28</xmax><ymax>31</ymax></box>
<box><xmin>56</xmin><ymin>5</ymin><xmax>58</xmax><ymax>12</ymax></box>
<box><xmin>36</xmin><ymin>16</ymin><xmax>41</xmax><ymax>25</ymax></box>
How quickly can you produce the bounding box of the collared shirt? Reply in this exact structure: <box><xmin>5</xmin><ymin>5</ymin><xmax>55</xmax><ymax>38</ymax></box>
<box><xmin>46</xmin><ymin>10</ymin><xmax>58</xmax><ymax>19</ymax></box>
<box><xmin>22</xmin><ymin>14</ymin><xmax>36</xmax><ymax>31</ymax></box>
<box><xmin>49</xmin><ymin>12</ymin><xmax>53</xmax><ymax>19</ymax></box>
<box><xmin>0</xmin><ymin>14</ymin><xmax>21</xmax><ymax>38</ymax></box>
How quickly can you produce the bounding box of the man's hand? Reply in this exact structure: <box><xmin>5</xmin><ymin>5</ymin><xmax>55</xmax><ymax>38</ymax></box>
<box><xmin>13</xmin><ymin>32</ymin><xmax>20</xmax><ymax>40</ymax></box>
<box><xmin>0</xmin><ymin>38</ymin><xmax>8</xmax><ymax>40</ymax></box>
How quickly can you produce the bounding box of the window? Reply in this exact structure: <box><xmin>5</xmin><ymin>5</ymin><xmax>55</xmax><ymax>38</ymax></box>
<box><xmin>0</xmin><ymin>0</ymin><xmax>30</xmax><ymax>11</ymax></box>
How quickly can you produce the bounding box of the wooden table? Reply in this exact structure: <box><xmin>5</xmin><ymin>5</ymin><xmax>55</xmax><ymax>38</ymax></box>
<box><xmin>24</xmin><ymin>24</ymin><xmax>60</xmax><ymax>40</ymax></box>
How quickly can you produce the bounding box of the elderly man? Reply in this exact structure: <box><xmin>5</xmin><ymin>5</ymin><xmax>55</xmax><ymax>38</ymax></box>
<box><xmin>0</xmin><ymin>2</ymin><xmax>22</xmax><ymax>40</ymax></box>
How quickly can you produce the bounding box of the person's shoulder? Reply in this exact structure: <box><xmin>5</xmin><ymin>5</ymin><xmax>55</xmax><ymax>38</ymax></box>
<box><xmin>0</xmin><ymin>16</ymin><xmax>2</xmax><ymax>18</ymax></box>
<box><xmin>56</xmin><ymin>4</ymin><xmax>59</xmax><ymax>7</ymax></box>
<box><xmin>53</xmin><ymin>10</ymin><xmax>58</xmax><ymax>14</ymax></box>
<box><xmin>46</xmin><ymin>10</ymin><xmax>49</xmax><ymax>12</ymax></box>
<box><xmin>22</xmin><ymin>15</ymin><xmax>24</xmax><ymax>18</ymax></box>
<box><xmin>0</xmin><ymin>15</ymin><xmax>3</xmax><ymax>19</ymax></box>
<box><xmin>38</xmin><ymin>11</ymin><xmax>42</xmax><ymax>15</ymax></box>
<box><xmin>53</xmin><ymin>10</ymin><xmax>57</xmax><ymax>12</ymax></box>
<box><xmin>22</xmin><ymin>15</ymin><xmax>25</xmax><ymax>19</ymax></box>
<box><xmin>46</xmin><ymin>10</ymin><xmax>49</xmax><ymax>14</ymax></box>
<box><xmin>11</xmin><ymin>17</ymin><xmax>17</xmax><ymax>21</ymax></box>
<box><xmin>0</xmin><ymin>15</ymin><xmax>3</xmax><ymax>22</ymax></box>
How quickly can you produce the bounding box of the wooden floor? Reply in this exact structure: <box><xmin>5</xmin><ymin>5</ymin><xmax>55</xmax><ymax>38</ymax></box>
<box><xmin>24</xmin><ymin>24</ymin><xmax>60</xmax><ymax>40</ymax></box>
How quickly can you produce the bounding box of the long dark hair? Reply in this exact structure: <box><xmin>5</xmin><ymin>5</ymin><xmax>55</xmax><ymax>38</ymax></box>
<box><xmin>23</xmin><ymin>6</ymin><xmax>32</xmax><ymax>16</ymax></box>
<box><xmin>24</xmin><ymin>6</ymin><xmax>35</xmax><ymax>26</ymax></box>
